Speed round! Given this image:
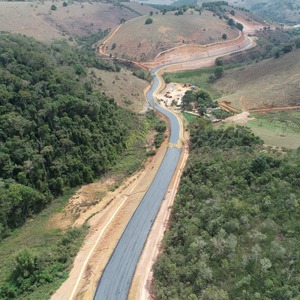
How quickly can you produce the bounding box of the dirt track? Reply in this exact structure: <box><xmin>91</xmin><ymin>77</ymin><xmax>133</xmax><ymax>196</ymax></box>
<box><xmin>99</xmin><ymin>18</ymin><xmax>260</xmax><ymax>71</ymax></box>
<box><xmin>51</xmin><ymin>134</ymin><xmax>171</xmax><ymax>300</ymax></box>
<box><xmin>250</xmin><ymin>106</ymin><xmax>300</xmax><ymax>113</ymax></box>
<box><xmin>219</xmin><ymin>101</ymin><xmax>300</xmax><ymax>114</ymax></box>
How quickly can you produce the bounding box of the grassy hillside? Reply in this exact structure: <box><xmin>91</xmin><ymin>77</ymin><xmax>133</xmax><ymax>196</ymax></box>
<box><xmin>0</xmin><ymin>1</ymin><xmax>155</xmax><ymax>42</ymax></box>
<box><xmin>212</xmin><ymin>0</ymin><xmax>300</xmax><ymax>24</ymax></box>
<box><xmin>153</xmin><ymin>123</ymin><xmax>300</xmax><ymax>299</ymax></box>
<box><xmin>247</xmin><ymin>111</ymin><xmax>300</xmax><ymax>149</ymax></box>
<box><xmin>213</xmin><ymin>49</ymin><xmax>300</xmax><ymax>110</ymax></box>
<box><xmin>106</xmin><ymin>10</ymin><xmax>239</xmax><ymax>60</ymax></box>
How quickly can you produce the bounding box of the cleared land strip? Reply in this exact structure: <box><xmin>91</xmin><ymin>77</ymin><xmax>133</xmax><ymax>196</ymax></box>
<box><xmin>94</xmin><ymin>147</ymin><xmax>182</xmax><ymax>299</ymax></box>
<box><xmin>220</xmin><ymin>104</ymin><xmax>300</xmax><ymax>114</ymax></box>
<box><xmin>94</xmin><ymin>61</ymin><xmax>184</xmax><ymax>298</ymax></box>
<box><xmin>250</xmin><ymin>106</ymin><xmax>300</xmax><ymax>113</ymax></box>
<box><xmin>51</xmin><ymin>139</ymin><xmax>170</xmax><ymax>299</ymax></box>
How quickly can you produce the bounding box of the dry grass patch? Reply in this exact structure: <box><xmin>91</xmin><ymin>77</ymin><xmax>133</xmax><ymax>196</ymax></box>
<box><xmin>90</xmin><ymin>68</ymin><xmax>149</xmax><ymax>113</ymax></box>
<box><xmin>0</xmin><ymin>1</ymin><xmax>152</xmax><ymax>42</ymax></box>
<box><xmin>106</xmin><ymin>10</ymin><xmax>239</xmax><ymax>60</ymax></box>
<box><xmin>213</xmin><ymin>49</ymin><xmax>300</xmax><ymax>110</ymax></box>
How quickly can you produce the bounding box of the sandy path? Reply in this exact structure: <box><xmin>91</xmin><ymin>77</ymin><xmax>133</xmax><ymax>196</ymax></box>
<box><xmin>228</xmin><ymin>11</ymin><xmax>269</xmax><ymax>35</ymax></box>
<box><xmin>51</xmin><ymin>134</ymin><xmax>170</xmax><ymax>299</ymax></box>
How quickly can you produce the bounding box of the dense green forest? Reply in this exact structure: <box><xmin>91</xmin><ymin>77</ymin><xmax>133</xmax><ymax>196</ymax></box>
<box><xmin>0</xmin><ymin>32</ymin><xmax>142</xmax><ymax>240</ymax></box>
<box><xmin>153</xmin><ymin>122</ymin><xmax>300</xmax><ymax>299</ymax></box>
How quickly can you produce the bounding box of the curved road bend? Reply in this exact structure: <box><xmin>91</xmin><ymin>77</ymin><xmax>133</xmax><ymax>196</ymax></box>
<box><xmin>94</xmin><ymin>34</ymin><xmax>256</xmax><ymax>300</ymax></box>
<box><xmin>94</xmin><ymin>67</ymin><xmax>182</xmax><ymax>300</ymax></box>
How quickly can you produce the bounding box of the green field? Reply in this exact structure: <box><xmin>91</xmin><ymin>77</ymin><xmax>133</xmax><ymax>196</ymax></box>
<box><xmin>183</xmin><ymin>111</ymin><xmax>199</xmax><ymax>123</ymax></box>
<box><xmin>0</xmin><ymin>189</ymin><xmax>86</xmax><ymax>299</ymax></box>
<box><xmin>164</xmin><ymin>67</ymin><xmax>216</xmax><ymax>94</ymax></box>
<box><xmin>164</xmin><ymin>64</ymin><xmax>243</xmax><ymax>99</ymax></box>
<box><xmin>246</xmin><ymin>111</ymin><xmax>300</xmax><ymax>149</ymax></box>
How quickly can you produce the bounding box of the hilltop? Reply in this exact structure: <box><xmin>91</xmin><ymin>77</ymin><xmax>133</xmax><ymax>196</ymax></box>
<box><xmin>105</xmin><ymin>10</ymin><xmax>239</xmax><ymax>61</ymax></box>
<box><xmin>211</xmin><ymin>0</ymin><xmax>300</xmax><ymax>25</ymax></box>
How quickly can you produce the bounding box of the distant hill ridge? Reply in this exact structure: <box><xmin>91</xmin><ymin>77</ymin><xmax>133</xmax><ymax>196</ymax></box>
<box><xmin>201</xmin><ymin>0</ymin><xmax>300</xmax><ymax>24</ymax></box>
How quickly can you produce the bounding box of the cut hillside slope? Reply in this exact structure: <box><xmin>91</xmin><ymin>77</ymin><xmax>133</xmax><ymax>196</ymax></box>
<box><xmin>213</xmin><ymin>49</ymin><xmax>300</xmax><ymax>110</ymax></box>
<box><xmin>105</xmin><ymin>10</ymin><xmax>239</xmax><ymax>60</ymax></box>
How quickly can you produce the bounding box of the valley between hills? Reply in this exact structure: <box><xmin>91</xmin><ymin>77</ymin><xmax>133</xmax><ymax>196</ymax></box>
<box><xmin>0</xmin><ymin>1</ymin><xmax>300</xmax><ymax>299</ymax></box>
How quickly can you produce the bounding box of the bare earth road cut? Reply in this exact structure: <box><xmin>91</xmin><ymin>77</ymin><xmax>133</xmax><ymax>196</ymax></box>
<box><xmin>93</xmin><ymin>61</ymin><xmax>185</xmax><ymax>299</ymax></box>
<box><xmin>51</xmin><ymin>136</ymin><xmax>172</xmax><ymax>300</ymax></box>
<box><xmin>94</xmin><ymin>148</ymin><xmax>182</xmax><ymax>300</ymax></box>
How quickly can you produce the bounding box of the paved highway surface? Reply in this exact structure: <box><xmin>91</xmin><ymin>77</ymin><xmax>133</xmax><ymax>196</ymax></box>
<box><xmin>94</xmin><ymin>34</ymin><xmax>256</xmax><ymax>300</ymax></box>
<box><xmin>94</xmin><ymin>68</ymin><xmax>182</xmax><ymax>300</ymax></box>
<box><xmin>149</xmin><ymin>67</ymin><xmax>180</xmax><ymax>145</ymax></box>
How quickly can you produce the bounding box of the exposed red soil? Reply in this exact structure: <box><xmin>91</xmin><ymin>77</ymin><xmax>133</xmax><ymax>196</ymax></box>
<box><xmin>219</xmin><ymin>101</ymin><xmax>241</xmax><ymax>113</ymax></box>
<box><xmin>250</xmin><ymin>106</ymin><xmax>300</xmax><ymax>113</ymax></box>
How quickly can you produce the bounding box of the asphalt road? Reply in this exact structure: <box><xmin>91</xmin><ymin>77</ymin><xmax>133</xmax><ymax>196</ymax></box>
<box><xmin>149</xmin><ymin>67</ymin><xmax>180</xmax><ymax>144</ymax></box>
<box><xmin>93</xmin><ymin>34</ymin><xmax>257</xmax><ymax>299</ymax></box>
<box><xmin>94</xmin><ymin>68</ymin><xmax>182</xmax><ymax>300</ymax></box>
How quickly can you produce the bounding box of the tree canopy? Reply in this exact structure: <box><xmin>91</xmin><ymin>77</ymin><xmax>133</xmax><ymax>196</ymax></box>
<box><xmin>153</xmin><ymin>123</ymin><xmax>300</xmax><ymax>299</ymax></box>
<box><xmin>0</xmin><ymin>33</ymin><xmax>141</xmax><ymax>239</ymax></box>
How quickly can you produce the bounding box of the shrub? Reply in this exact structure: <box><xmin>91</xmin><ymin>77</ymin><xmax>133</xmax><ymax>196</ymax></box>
<box><xmin>236</xmin><ymin>22</ymin><xmax>244</xmax><ymax>31</ymax></box>
<box><xmin>146</xmin><ymin>150</ymin><xmax>156</xmax><ymax>156</ymax></box>
<box><xmin>215</xmin><ymin>58</ymin><xmax>223</xmax><ymax>66</ymax></box>
<box><xmin>214</xmin><ymin>66</ymin><xmax>224</xmax><ymax>78</ymax></box>
<box><xmin>282</xmin><ymin>44</ymin><xmax>293</xmax><ymax>53</ymax></box>
<box><xmin>165</xmin><ymin>77</ymin><xmax>171</xmax><ymax>84</ymax></box>
<box><xmin>228</xmin><ymin>18</ymin><xmax>235</xmax><ymax>26</ymax></box>
<box><xmin>145</xmin><ymin>18</ymin><xmax>153</xmax><ymax>25</ymax></box>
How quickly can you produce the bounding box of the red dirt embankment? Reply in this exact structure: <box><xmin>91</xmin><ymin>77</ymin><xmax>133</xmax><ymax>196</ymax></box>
<box><xmin>99</xmin><ymin>23</ymin><xmax>256</xmax><ymax>71</ymax></box>
<box><xmin>219</xmin><ymin>102</ymin><xmax>300</xmax><ymax>114</ymax></box>
<box><xmin>139</xmin><ymin>32</ymin><xmax>251</xmax><ymax>69</ymax></box>
<box><xmin>219</xmin><ymin>101</ymin><xmax>241</xmax><ymax>113</ymax></box>
<box><xmin>250</xmin><ymin>106</ymin><xmax>300</xmax><ymax>113</ymax></box>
